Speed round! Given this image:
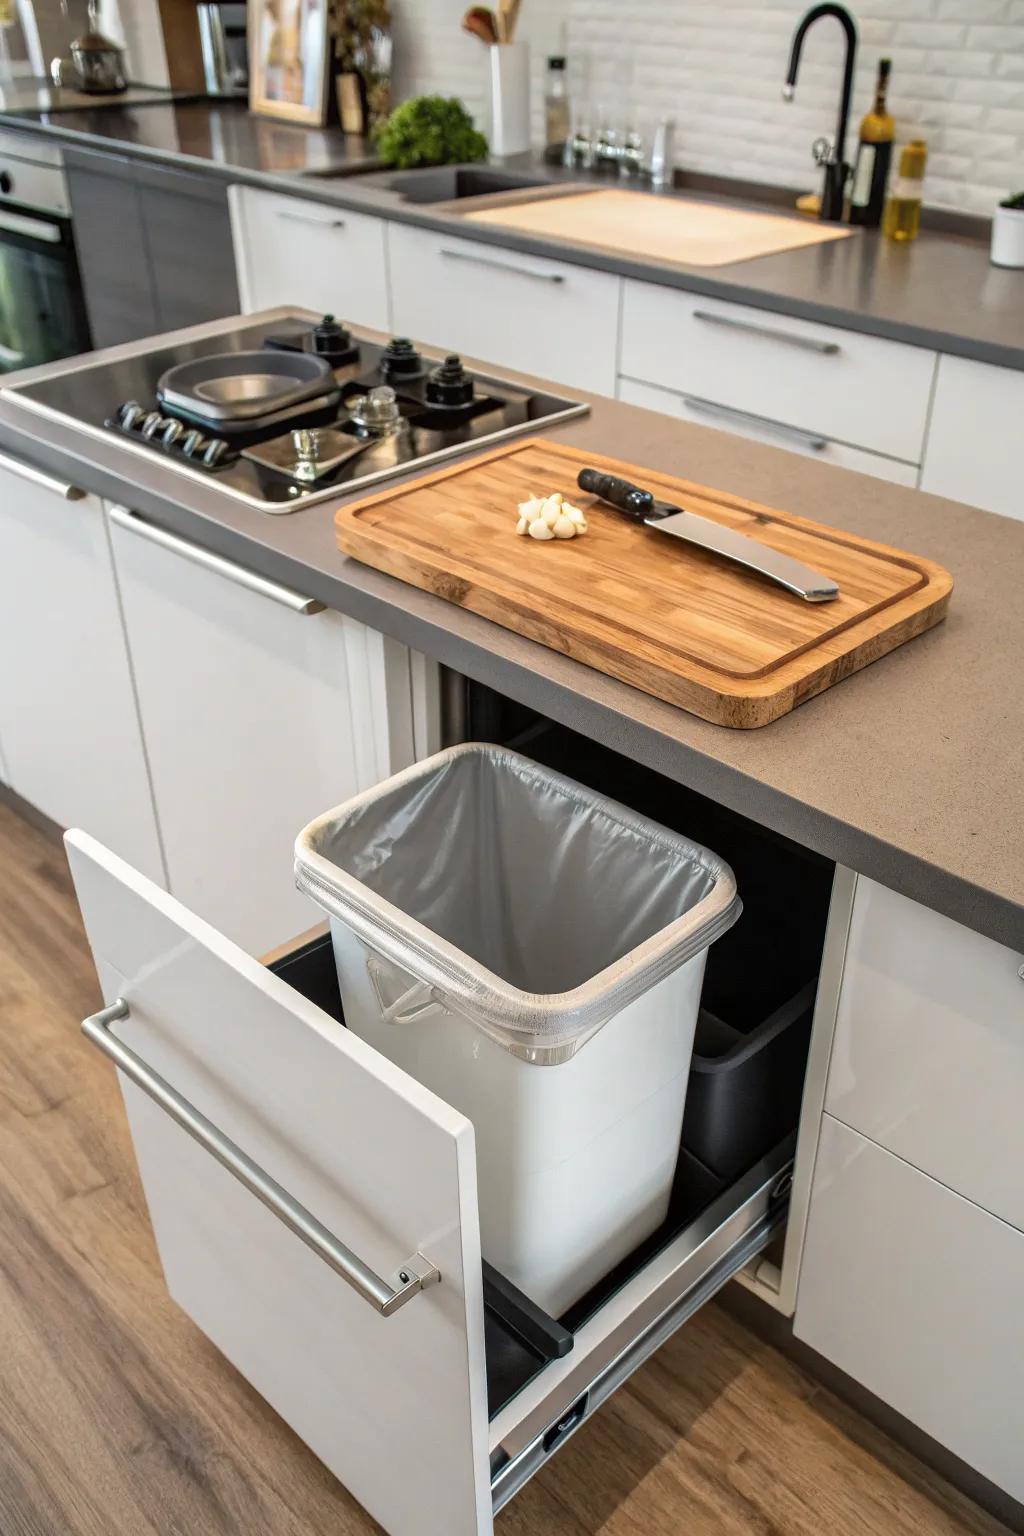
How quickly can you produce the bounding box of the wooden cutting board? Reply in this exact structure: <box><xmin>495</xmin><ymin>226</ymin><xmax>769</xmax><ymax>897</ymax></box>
<box><xmin>463</xmin><ymin>188</ymin><xmax>853</xmax><ymax>267</ymax></box>
<box><xmin>335</xmin><ymin>440</ymin><xmax>953</xmax><ymax>728</ymax></box>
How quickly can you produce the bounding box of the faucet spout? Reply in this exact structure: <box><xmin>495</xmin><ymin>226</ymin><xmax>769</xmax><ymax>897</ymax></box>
<box><xmin>784</xmin><ymin>3</ymin><xmax>858</xmax><ymax>222</ymax></box>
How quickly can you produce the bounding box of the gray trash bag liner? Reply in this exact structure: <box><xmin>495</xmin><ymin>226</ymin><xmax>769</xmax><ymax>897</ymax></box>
<box><xmin>295</xmin><ymin>744</ymin><xmax>741</xmax><ymax>1052</ymax></box>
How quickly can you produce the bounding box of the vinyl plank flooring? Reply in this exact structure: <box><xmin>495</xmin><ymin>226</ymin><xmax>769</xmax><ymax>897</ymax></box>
<box><xmin>0</xmin><ymin>798</ymin><xmax>1013</xmax><ymax>1536</ymax></box>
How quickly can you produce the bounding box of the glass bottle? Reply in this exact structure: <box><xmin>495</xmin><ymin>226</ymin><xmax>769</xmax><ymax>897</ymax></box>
<box><xmin>544</xmin><ymin>56</ymin><xmax>570</xmax><ymax>161</ymax></box>
<box><xmin>883</xmin><ymin>139</ymin><xmax>928</xmax><ymax>243</ymax></box>
<box><xmin>849</xmin><ymin>58</ymin><xmax>894</xmax><ymax>228</ymax></box>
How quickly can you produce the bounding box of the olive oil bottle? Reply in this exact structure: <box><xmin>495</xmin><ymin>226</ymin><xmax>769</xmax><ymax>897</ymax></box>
<box><xmin>883</xmin><ymin>139</ymin><xmax>928</xmax><ymax>242</ymax></box>
<box><xmin>849</xmin><ymin>59</ymin><xmax>894</xmax><ymax>227</ymax></box>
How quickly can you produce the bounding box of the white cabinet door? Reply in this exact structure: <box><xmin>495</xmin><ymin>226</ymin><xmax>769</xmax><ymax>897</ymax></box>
<box><xmin>920</xmin><ymin>354</ymin><xmax>1024</xmax><ymax>521</ymax></box>
<box><xmin>388</xmin><ymin>222</ymin><xmax>619</xmax><ymax>396</ymax></box>
<box><xmin>0</xmin><ymin>454</ymin><xmax>164</xmax><ymax>880</ymax></box>
<box><xmin>795</xmin><ymin>1116</ymin><xmax>1024</xmax><ymax>1502</ymax></box>
<box><xmin>824</xmin><ymin>877</ymin><xmax>1024</xmax><ymax>1233</ymax></box>
<box><xmin>617</xmin><ymin>377</ymin><xmax>919</xmax><ymax>487</ymax></box>
<box><xmin>108</xmin><ymin>505</ymin><xmax>419</xmax><ymax>956</ymax></box>
<box><xmin>620</xmin><ymin>280</ymin><xmax>935</xmax><ymax>463</ymax></box>
<box><xmin>66</xmin><ymin>829</ymin><xmax>493</xmax><ymax>1536</ymax></box>
<box><xmin>228</xmin><ymin>184</ymin><xmax>391</xmax><ymax>331</ymax></box>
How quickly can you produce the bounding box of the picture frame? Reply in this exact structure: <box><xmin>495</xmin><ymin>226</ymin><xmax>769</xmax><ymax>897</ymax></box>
<box><xmin>248</xmin><ymin>0</ymin><xmax>330</xmax><ymax>126</ymax></box>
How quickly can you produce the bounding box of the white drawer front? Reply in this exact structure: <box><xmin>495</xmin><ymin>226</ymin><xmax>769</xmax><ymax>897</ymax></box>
<box><xmin>617</xmin><ymin>376</ymin><xmax>919</xmax><ymax>487</ymax></box>
<box><xmin>920</xmin><ymin>354</ymin><xmax>1024</xmax><ymax>522</ymax></box>
<box><xmin>826</xmin><ymin>877</ymin><xmax>1024</xmax><ymax>1232</ymax></box>
<box><xmin>66</xmin><ymin>830</ymin><xmax>493</xmax><ymax>1536</ymax></box>
<box><xmin>388</xmin><ymin>222</ymin><xmax>619</xmax><ymax>396</ymax></box>
<box><xmin>620</xmin><ymin>280</ymin><xmax>935</xmax><ymax>463</ymax></box>
<box><xmin>795</xmin><ymin>1117</ymin><xmax>1024</xmax><ymax>1501</ymax></box>
<box><xmin>229</xmin><ymin>185</ymin><xmax>390</xmax><ymax>330</ymax></box>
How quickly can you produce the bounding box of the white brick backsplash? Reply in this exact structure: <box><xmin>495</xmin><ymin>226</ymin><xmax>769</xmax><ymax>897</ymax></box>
<box><xmin>391</xmin><ymin>0</ymin><xmax>1024</xmax><ymax>214</ymax></box>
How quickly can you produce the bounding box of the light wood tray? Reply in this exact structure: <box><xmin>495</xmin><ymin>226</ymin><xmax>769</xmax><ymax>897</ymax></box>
<box><xmin>463</xmin><ymin>188</ymin><xmax>852</xmax><ymax>267</ymax></box>
<box><xmin>335</xmin><ymin>440</ymin><xmax>953</xmax><ymax>728</ymax></box>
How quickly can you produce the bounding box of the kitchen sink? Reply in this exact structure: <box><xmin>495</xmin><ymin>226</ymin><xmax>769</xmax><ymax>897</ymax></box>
<box><xmin>367</xmin><ymin>166</ymin><xmax>551</xmax><ymax>203</ymax></box>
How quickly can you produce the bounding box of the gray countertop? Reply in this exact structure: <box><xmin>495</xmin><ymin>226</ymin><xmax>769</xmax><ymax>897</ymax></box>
<box><xmin>2</xmin><ymin>314</ymin><xmax>1021</xmax><ymax>953</ymax></box>
<box><xmin>2</xmin><ymin>104</ymin><xmax>1023</xmax><ymax>370</ymax></box>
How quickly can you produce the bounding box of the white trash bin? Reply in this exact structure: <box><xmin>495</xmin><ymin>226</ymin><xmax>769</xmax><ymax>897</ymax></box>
<box><xmin>295</xmin><ymin>744</ymin><xmax>740</xmax><ymax>1317</ymax></box>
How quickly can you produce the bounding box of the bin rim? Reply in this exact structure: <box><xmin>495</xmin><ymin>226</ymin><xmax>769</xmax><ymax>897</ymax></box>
<box><xmin>294</xmin><ymin>743</ymin><xmax>741</xmax><ymax>1052</ymax></box>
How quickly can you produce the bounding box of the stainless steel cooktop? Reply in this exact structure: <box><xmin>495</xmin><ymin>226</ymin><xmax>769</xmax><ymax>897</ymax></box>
<box><xmin>4</xmin><ymin>312</ymin><xmax>589</xmax><ymax>513</ymax></box>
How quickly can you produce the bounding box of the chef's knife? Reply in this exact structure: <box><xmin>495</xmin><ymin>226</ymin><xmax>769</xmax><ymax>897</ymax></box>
<box><xmin>577</xmin><ymin>468</ymin><xmax>839</xmax><ymax>603</ymax></box>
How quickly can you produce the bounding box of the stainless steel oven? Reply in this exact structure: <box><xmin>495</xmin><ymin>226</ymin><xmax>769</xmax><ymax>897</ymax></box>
<box><xmin>0</xmin><ymin>129</ymin><xmax>91</xmax><ymax>374</ymax></box>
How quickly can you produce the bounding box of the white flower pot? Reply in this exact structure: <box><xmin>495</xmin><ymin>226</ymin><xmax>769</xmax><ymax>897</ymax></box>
<box><xmin>990</xmin><ymin>203</ymin><xmax>1024</xmax><ymax>269</ymax></box>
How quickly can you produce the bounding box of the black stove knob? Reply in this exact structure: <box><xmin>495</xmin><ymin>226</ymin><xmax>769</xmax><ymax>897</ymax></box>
<box><xmin>181</xmin><ymin>429</ymin><xmax>206</xmax><ymax>458</ymax></box>
<box><xmin>425</xmin><ymin>353</ymin><xmax>475</xmax><ymax>408</ymax></box>
<box><xmin>380</xmin><ymin>336</ymin><xmax>425</xmax><ymax>381</ymax></box>
<box><xmin>314</xmin><ymin>313</ymin><xmax>351</xmax><ymax>354</ymax></box>
<box><xmin>202</xmin><ymin>437</ymin><xmax>229</xmax><ymax>468</ymax></box>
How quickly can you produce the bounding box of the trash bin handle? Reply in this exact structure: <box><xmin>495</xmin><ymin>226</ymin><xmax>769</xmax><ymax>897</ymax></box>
<box><xmin>366</xmin><ymin>954</ymin><xmax>448</xmax><ymax>1026</ymax></box>
<box><xmin>81</xmin><ymin>998</ymin><xmax>440</xmax><ymax>1315</ymax></box>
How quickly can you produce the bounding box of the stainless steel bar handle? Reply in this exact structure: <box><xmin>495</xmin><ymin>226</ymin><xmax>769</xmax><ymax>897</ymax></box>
<box><xmin>0</xmin><ymin>446</ymin><xmax>85</xmax><ymax>500</ymax></box>
<box><xmin>681</xmin><ymin>394</ymin><xmax>829</xmax><ymax>452</ymax></box>
<box><xmin>440</xmin><ymin>248</ymin><xmax>565</xmax><ymax>284</ymax></box>
<box><xmin>83</xmin><ymin>999</ymin><xmax>440</xmax><ymax>1316</ymax></box>
<box><xmin>691</xmin><ymin>308</ymin><xmax>840</xmax><ymax>355</ymax></box>
<box><xmin>275</xmin><ymin>209</ymin><xmax>346</xmax><ymax>229</ymax></box>
<box><xmin>108</xmin><ymin>506</ymin><xmax>325</xmax><ymax>614</ymax></box>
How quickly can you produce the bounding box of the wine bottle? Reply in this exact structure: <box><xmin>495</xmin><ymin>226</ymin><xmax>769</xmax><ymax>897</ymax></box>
<box><xmin>849</xmin><ymin>58</ymin><xmax>894</xmax><ymax>228</ymax></box>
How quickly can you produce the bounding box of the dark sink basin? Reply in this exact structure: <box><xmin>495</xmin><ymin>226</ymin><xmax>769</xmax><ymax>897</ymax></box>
<box><xmin>375</xmin><ymin>166</ymin><xmax>550</xmax><ymax>203</ymax></box>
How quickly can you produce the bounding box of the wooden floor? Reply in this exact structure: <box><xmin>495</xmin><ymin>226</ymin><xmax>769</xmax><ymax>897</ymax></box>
<box><xmin>0</xmin><ymin>796</ymin><xmax>1012</xmax><ymax>1536</ymax></box>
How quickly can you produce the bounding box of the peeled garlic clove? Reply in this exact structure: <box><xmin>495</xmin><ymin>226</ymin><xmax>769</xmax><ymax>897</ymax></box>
<box><xmin>528</xmin><ymin>518</ymin><xmax>555</xmax><ymax>540</ymax></box>
<box><xmin>552</xmin><ymin>514</ymin><xmax>577</xmax><ymax>538</ymax></box>
<box><xmin>518</xmin><ymin>496</ymin><xmax>545</xmax><ymax>520</ymax></box>
<box><xmin>542</xmin><ymin>499</ymin><xmax>563</xmax><ymax>528</ymax></box>
<box><xmin>516</xmin><ymin>515</ymin><xmax>530</xmax><ymax>535</ymax></box>
<box><xmin>564</xmin><ymin>503</ymin><xmax>586</xmax><ymax>524</ymax></box>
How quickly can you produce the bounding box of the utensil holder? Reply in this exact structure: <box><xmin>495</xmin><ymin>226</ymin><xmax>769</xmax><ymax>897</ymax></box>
<box><xmin>489</xmin><ymin>42</ymin><xmax>530</xmax><ymax>157</ymax></box>
<box><xmin>991</xmin><ymin>204</ymin><xmax>1024</xmax><ymax>269</ymax></box>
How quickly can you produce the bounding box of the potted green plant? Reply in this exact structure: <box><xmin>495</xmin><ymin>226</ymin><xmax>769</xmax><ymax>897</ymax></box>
<box><xmin>991</xmin><ymin>191</ymin><xmax>1024</xmax><ymax>269</ymax></box>
<box><xmin>375</xmin><ymin>95</ymin><xmax>488</xmax><ymax>169</ymax></box>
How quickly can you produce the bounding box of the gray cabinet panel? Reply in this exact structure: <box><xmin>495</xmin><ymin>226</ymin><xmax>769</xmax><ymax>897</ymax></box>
<box><xmin>65</xmin><ymin>150</ymin><xmax>157</xmax><ymax>347</ymax></box>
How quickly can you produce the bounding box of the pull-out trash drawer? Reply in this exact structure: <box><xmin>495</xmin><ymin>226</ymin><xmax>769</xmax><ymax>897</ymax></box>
<box><xmin>67</xmin><ymin>829</ymin><xmax>796</xmax><ymax>1536</ymax></box>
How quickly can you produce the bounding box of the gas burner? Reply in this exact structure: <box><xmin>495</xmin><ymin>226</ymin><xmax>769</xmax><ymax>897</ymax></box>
<box><xmin>347</xmin><ymin>384</ymin><xmax>404</xmax><ymax>433</ymax></box>
<box><xmin>425</xmin><ymin>354</ymin><xmax>475</xmax><ymax>409</ymax></box>
<box><xmin>266</xmin><ymin>313</ymin><xmax>360</xmax><ymax>368</ymax></box>
<box><xmin>379</xmin><ymin>337</ymin><xmax>426</xmax><ymax>382</ymax></box>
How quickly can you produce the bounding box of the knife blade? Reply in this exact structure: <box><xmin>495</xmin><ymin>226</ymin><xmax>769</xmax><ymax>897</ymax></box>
<box><xmin>576</xmin><ymin>468</ymin><xmax>839</xmax><ymax>603</ymax></box>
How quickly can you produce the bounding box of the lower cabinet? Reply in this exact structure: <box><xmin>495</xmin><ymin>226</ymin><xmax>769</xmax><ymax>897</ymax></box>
<box><xmin>920</xmin><ymin>354</ymin><xmax>1024</xmax><ymax>522</ymax></box>
<box><xmin>107</xmin><ymin>505</ymin><xmax>421</xmax><ymax>955</ymax></box>
<box><xmin>387</xmin><ymin>221</ymin><xmax>620</xmax><ymax>396</ymax></box>
<box><xmin>0</xmin><ymin>454</ymin><xmax>164</xmax><ymax>880</ymax></box>
<box><xmin>228</xmin><ymin>185</ymin><xmax>391</xmax><ymax>331</ymax></box>
<box><xmin>67</xmin><ymin>826</ymin><xmax>796</xmax><ymax>1536</ymax></box>
<box><xmin>618</xmin><ymin>377</ymin><xmax>919</xmax><ymax>487</ymax></box>
<box><xmin>795</xmin><ymin>1116</ymin><xmax>1024</xmax><ymax>1502</ymax></box>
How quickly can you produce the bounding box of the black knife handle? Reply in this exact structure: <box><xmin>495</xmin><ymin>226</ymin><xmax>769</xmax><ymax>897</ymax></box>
<box><xmin>577</xmin><ymin>468</ymin><xmax>655</xmax><ymax>521</ymax></box>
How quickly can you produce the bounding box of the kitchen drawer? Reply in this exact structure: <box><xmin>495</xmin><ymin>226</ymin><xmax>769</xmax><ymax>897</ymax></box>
<box><xmin>67</xmin><ymin>830</ymin><xmax>793</xmax><ymax>1536</ymax></box>
<box><xmin>826</xmin><ymin>877</ymin><xmax>1024</xmax><ymax>1232</ymax></box>
<box><xmin>620</xmin><ymin>280</ymin><xmax>935</xmax><ymax>463</ymax></box>
<box><xmin>388</xmin><ymin>222</ymin><xmax>619</xmax><ymax>396</ymax></box>
<box><xmin>795</xmin><ymin>1116</ymin><xmax>1024</xmax><ymax>1501</ymax></box>
<box><xmin>229</xmin><ymin>185</ymin><xmax>390</xmax><ymax>331</ymax></box>
<box><xmin>617</xmin><ymin>376</ymin><xmax>919</xmax><ymax>486</ymax></box>
<box><xmin>920</xmin><ymin>354</ymin><xmax>1024</xmax><ymax>522</ymax></box>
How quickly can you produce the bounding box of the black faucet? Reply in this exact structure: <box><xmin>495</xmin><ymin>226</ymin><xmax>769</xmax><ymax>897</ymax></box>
<box><xmin>783</xmin><ymin>3</ymin><xmax>859</xmax><ymax>222</ymax></box>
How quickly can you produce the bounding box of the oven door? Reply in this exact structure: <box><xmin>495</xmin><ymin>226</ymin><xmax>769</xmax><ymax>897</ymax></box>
<box><xmin>0</xmin><ymin>203</ymin><xmax>92</xmax><ymax>373</ymax></box>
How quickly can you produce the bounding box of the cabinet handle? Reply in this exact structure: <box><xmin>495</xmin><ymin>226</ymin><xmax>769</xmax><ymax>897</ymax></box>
<box><xmin>680</xmin><ymin>394</ymin><xmax>829</xmax><ymax>451</ymax></box>
<box><xmin>108</xmin><ymin>506</ymin><xmax>324</xmax><ymax>614</ymax></box>
<box><xmin>275</xmin><ymin>208</ymin><xmax>346</xmax><ymax>229</ymax></box>
<box><xmin>439</xmin><ymin>247</ymin><xmax>565</xmax><ymax>283</ymax></box>
<box><xmin>0</xmin><ymin>446</ymin><xmax>85</xmax><ymax>500</ymax></box>
<box><xmin>691</xmin><ymin>308</ymin><xmax>840</xmax><ymax>355</ymax></box>
<box><xmin>83</xmin><ymin>998</ymin><xmax>441</xmax><ymax>1316</ymax></box>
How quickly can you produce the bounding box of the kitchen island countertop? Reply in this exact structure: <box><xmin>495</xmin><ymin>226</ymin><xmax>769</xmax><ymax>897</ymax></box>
<box><xmin>1</xmin><ymin>314</ymin><xmax>1021</xmax><ymax>953</ymax></box>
